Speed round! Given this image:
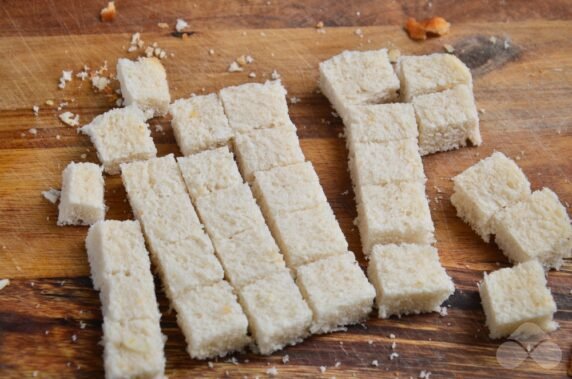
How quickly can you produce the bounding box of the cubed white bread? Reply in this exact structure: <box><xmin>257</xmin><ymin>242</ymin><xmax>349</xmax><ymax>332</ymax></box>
<box><xmin>147</xmin><ymin>234</ymin><xmax>224</xmax><ymax>300</ymax></box>
<box><xmin>57</xmin><ymin>162</ymin><xmax>105</xmax><ymax>226</ymax></box>
<box><xmin>103</xmin><ymin>318</ymin><xmax>166</xmax><ymax>379</ymax></box>
<box><xmin>396</xmin><ymin>53</ymin><xmax>473</xmax><ymax>101</ymax></box>
<box><xmin>219</xmin><ymin>80</ymin><xmax>291</xmax><ymax>133</ymax></box>
<box><xmin>169</xmin><ymin>94</ymin><xmax>233</xmax><ymax>155</ymax></box>
<box><xmin>367</xmin><ymin>244</ymin><xmax>455</xmax><ymax>319</ymax></box>
<box><xmin>80</xmin><ymin>105</ymin><xmax>157</xmax><ymax>174</ymax></box>
<box><xmin>479</xmin><ymin>260</ymin><xmax>558</xmax><ymax>339</ymax></box>
<box><xmin>343</xmin><ymin>103</ymin><xmax>418</xmax><ymax>147</ymax></box>
<box><xmin>195</xmin><ymin>183</ymin><xmax>267</xmax><ymax>241</ymax></box>
<box><xmin>173</xmin><ymin>281</ymin><xmax>250</xmax><ymax>359</ymax></box>
<box><xmin>358</xmin><ymin>182</ymin><xmax>435</xmax><ymax>255</ymax></box>
<box><xmin>492</xmin><ymin>188</ymin><xmax>572</xmax><ymax>270</ymax></box>
<box><xmin>116</xmin><ymin>57</ymin><xmax>171</xmax><ymax>116</ymax></box>
<box><xmin>319</xmin><ymin>49</ymin><xmax>400</xmax><ymax>120</ymax></box>
<box><xmin>99</xmin><ymin>272</ymin><xmax>161</xmax><ymax>322</ymax></box>
<box><xmin>451</xmin><ymin>152</ymin><xmax>531</xmax><ymax>242</ymax></box>
<box><xmin>412</xmin><ymin>85</ymin><xmax>481</xmax><ymax>156</ymax></box>
<box><xmin>121</xmin><ymin>154</ymin><xmax>187</xmax><ymax>199</ymax></box>
<box><xmin>252</xmin><ymin>162</ymin><xmax>327</xmax><ymax>217</ymax></box>
<box><xmin>349</xmin><ymin>139</ymin><xmax>425</xmax><ymax>190</ymax></box>
<box><xmin>233</xmin><ymin>123</ymin><xmax>305</xmax><ymax>182</ymax></box>
<box><xmin>177</xmin><ymin>146</ymin><xmax>242</xmax><ymax>201</ymax></box>
<box><xmin>238</xmin><ymin>271</ymin><xmax>312</xmax><ymax>355</ymax></box>
<box><xmin>214</xmin><ymin>228</ymin><xmax>286</xmax><ymax>289</ymax></box>
<box><xmin>85</xmin><ymin>220</ymin><xmax>151</xmax><ymax>290</ymax></box>
<box><xmin>296</xmin><ymin>254</ymin><xmax>375</xmax><ymax>333</ymax></box>
<box><xmin>269</xmin><ymin>204</ymin><xmax>348</xmax><ymax>269</ymax></box>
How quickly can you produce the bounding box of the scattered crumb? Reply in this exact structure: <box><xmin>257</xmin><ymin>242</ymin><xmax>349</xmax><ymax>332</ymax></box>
<box><xmin>176</xmin><ymin>19</ymin><xmax>189</xmax><ymax>32</ymax></box>
<box><xmin>56</xmin><ymin>134</ymin><xmax>61</xmax><ymax>140</ymax></box>
<box><xmin>91</xmin><ymin>75</ymin><xmax>110</xmax><ymax>92</ymax></box>
<box><xmin>391</xmin><ymin>341</ymin><xmax>397</xmax><ymax>350</ymax></box>
<box><xmin>59</xmin><ymin>112</ymin><xmax>80</xmax><ymax>127</ymax></box>
<box><xmin>80</xmin><ymin>154</ymin><xmax>87</xmax><ymax>159</ymax></box>
<box><xmin>443</xmin><ymin>44</ymin><xmax>455</xmax><ymax>53</ymax></box>
<box><xmin>45</xmin><ymin>99</ymin><xmax>54</xmax><ymax>106</ymax></box>
<box><xmin>225</xmin><ymin>357</ymin><xmax>239</xmax><ymax>365</ymax></box>
<box><xmin>0</xmin><ymin>279</ymin><xmax>10</xmax><ymax>290</ymax></box>
<box><xmin>267</xmin><ymin>366</ymin><xmax>278</xmax><ymax>376</ymax></box>
<box><xmin>79</xmin><ymin>321</ymin><xmax>87</xmax><ymax>329</ymax></box>
<box><xmin>489</xmin><ymin>36</ymin><xmax>497</xmax><ymax>44</ymax></box>
<box><xmin>32</xmin><ymin>105</ymin><xmax>39</xmax><ymax>116</ymax></box>
<box><xmin>354</xmin><ymin>28</ymin><xmax>364</xmax><ymax>38</ymax></box>
<box><xmin>71</xmin><ymin>334</ymin><xmax>78</xmax><ymax>342</ymax></box>
<box><xmin>28</xmin><ymin>128</ymin><xmax>38</xmax><ymax>136</ymax></box>
<box><xmin>419</xmin><ymin>370</ymin><xmax>432</xmax><ymax>379</ymax></box>
<box><xmin>439</xmin><ymin>307</ymin><xmax>448</xmax><ymax>317</ymax></box>
<box><xmin>271</xmin><ymin>70</ymin><xmax>281</xmax><ymax>80</ymax></box>
<box><xmin>371</xmin><ymin>360</ymin><xmax>379</xmax><ymax>367</ymax></box>
<box><xmin>316</xmin><ymin>21</ymin><xmax>324</xmax><ymax>29</ymax></box>
<box><xmin>388</xmin><ymin>48</ymin><xmax>401</xmax><ymax>63</ymax></box>
<box><xmin>319</xmin><ymin>366</ymin><xmax>327</xmax><ymax>373</ymax></box>
<box><xmin>405</xmin><ymin>16</ymin><xmax>450</xmax><ymax>41</ymax></box>
<box><xmin>289</xmin><ymin>96</ymin><xmax>301</xmax><ymax>104</ymax></box>
<box><xmin>503</xmin><ymin>39</ymin><xmax>510</xmax><ymax>49</ymax></box>
<box><xmin>389</xmin><ymin>352</ymin><xmax>399</xmax><ymax>360</ymax></box>
<box><xmin>228</xmin><ymin>61</ymin><xmax>243</xmax><ymax>72</ymax></box>
<box><xmin>157</xmin><ymin>22</ymin><xmax>169</xmax><ymax>29</ymax></box>
<box><xmin>208</xmin><ymin>48</ymin><xmax>215</xmax><ymax>55</ymax></box>
<box><xmin>58</xmin><ymin>70</ymin><xmax>73</xmax><ymax>89</ymax></box>
<box><xmin>389</xmin><ymin>333</ymin><xmax>396</xmax><ymax>339</ymax></box>
<box><xmin>248</xmin><ymin>72</ymin><xmax>257</xmax><ymax>78</ymax></box>
<box><xmin>207</xmin><ymin>361</ymin><xmax>214</xmax><ymax>369</ymax></box>
<box><xmin>282</xmin><ymin>354</ymin><xmax>289</xmax><ymax>364</ymax></box>
<box><xmin>368</xmin><ymin>340</ymin><xmax>373</xmax><ymax>345</ymax></box>
<box><xmin>32</xmin><ymin>371</ymin><xmax>38</xmax><ymax>377</ymax></box>
<box><xmin>100</xmin><ymin>1</ymin><xmax>116</xmax><ymax>22</ymax></box>
<box><xmin>42</xmin><ymin>188</ymin><xmax>61</xmax><ymax>204</ymax></box>
<box><xmin>334</xmin><ymin>361</ymin><xmax>341</xmax><ymax>368</ymax></box>
<box><xmin>154</xmin><ymin>125</ymin><xmax>164</xmax><ymax>133</ymax></box>
<box><xmin>331</xmin><ymin>111</ymin><xmax>339</xmax><ymax>118</ymax></box>
<box><xmin>341</xmin><ymin>190</ymin><xmax>349</xmax><ymax>196</ymax></box>
<box><xmin>128</xmin><ymin>32</ymin><xmax>144</xmax><ymax>52</ymax></box>
<box><xmin>356</xmin><ymin>11</ymin><xmax>361</xmax><ymax>16</ymax></box>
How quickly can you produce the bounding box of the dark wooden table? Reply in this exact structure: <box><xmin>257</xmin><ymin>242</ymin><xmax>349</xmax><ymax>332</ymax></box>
<box><xmin>0</xmin><ymin>1</ymin><xmax>571</xmax><ymax>378</ymax></box>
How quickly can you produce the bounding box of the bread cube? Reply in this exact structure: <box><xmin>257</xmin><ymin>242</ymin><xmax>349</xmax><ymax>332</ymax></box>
<box><xmin>116</xmin><ymin>57</ymin><xmax>171</xmax><ymax>116</ymax></box>
<box><xmin>252</xmin><ymin>162</ymin><xmax>327</xmax><ymax>217</ymax></box>
<box><xmin>219</xmin><ymin>80</ymin><xmax>291</xmax><ymax>133</ymax></box>
<box><xmin>177</xmin><ymin>146</ymin><xmax>242</xmax><ymax>201</ymax></box>
<box><xmin>358</xmin><ymin>182</ymin><xmax>435</xmax><ymax>255</ymax></box>
<box><xmin>121</xmin><ymin>154</ymin><xmax>188</xmax><ymax>199</ymax></box>
<box><xmin>103</xmin><ymin>318</ymin><xmax>166</xmax><ymax>379</ymax></box>
<box><xmin>344</xmin><ymin>103</ymin><xmax>418</xmax><ymax>146</ymax></box>
<box><xmin>57</xmin><ymin>162</ymin><xmax>105</xmax><ymax>226</ymax></box>
<box><xmin>296</xmin><ymin>254</ymin><xmax>375</xmax><ymax>333</ymax></box>
<box><xmin>412</xmin><ymin>85</ymin><xmax>481</xmax><ymax>156</ymax></box>
<box><xmin>270</xmin><ymin>205</ymin><xmax>348</xmax><ymax>269</ymax></box>
<box><xmin>367</xmin><ymin>244</ymin><xmax>455</xmax><ymax>318</ymax></box>
<box><xmin>85</xmin><ymin>220</ymin><xmax>151</xmax><ymax>290</ymax></box>
<box><xmin>195</xmin><ymin>183</ymin><xmax>267</xmax><ymax>241</ymax></box>
<box><xmin>148</xmin><ymin>235</ymin><xmax>224</xmax><ymax>300</ymax></box>
<box><xmin>319</xmin><ymin>49</ymin><xmax>400</xmax><ymax>120</ymax></box>
<box><xmin>397</xmin><ymin>53</ymin><xmax>473</xmax><ymax>101</ymax></box>
<box><xmin>349</xmin><ymin>139</ymin><xmax>425</xmax><ymax>189</ymax></box>
<box><xmin>239</xmin><ymin>271</ymin><xmax>312</xmax><ymax>355</ymax></box>
<box><xmin>80</xmin><ymin>105</ymin><xmax>157</xmax><ymax>174</ymax></box>
<box><xmin>451</xmin><ymin>152</ymin><xmax>531</xmax><ymax>242</ymax></box>
<box><xmin>173</xmin><ymin>281</ymin><xmax>251</xmax><ymax>359</ymax></box>
<box><xmin>233</xmin><ymin>124</ymin><xmax>305</xmax><ymax>182</ymax></box>
<box><xmin>214</xmin><ymin>227</ymin><xmax>285</xmax><ymax>289</ymax></box>
<box><xmin>479</xmin><ymin>261</ymin><xmax>558</xmax><ymax>339</ymax></box>
<box><xmin>170</xmin><ymin>94</ymin><xmax>233</xmax><ymax>155</ymax></box>
<box><xmin>493</xmin><ymin>188</ymin><xmax>572</xmax><ymax>270</ymax></box>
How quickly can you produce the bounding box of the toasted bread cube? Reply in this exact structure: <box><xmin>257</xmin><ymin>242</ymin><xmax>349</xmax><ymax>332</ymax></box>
<box><xmin>148</xmin><ymin>234</ymin><xmax>224</xmax><ymax>299</ymax></box>
<box><xmin>319</xmin><ymin>49</ymin><xmax>400</xmax><ymax>120</ymax></box>
<box><xmin>396</xmin><ymin>53</ymin><xmax>473</xmax><ymax>101</ymax></box>
<box><xmin>479</xmin><ymin>261</ymin><xmax>557</xmax><ymax>339</ymax></box>
<box><xmin>344</xmin><ymin>103</ymin><xmax>418</xmax><ymax>146</ymax></box>
<box><xmin>451</xmin><ymin>152</ymin><xmax>531</xmax><ymax>242</ymax></box>
<box><xmin>493</xmin><ymin>189</ymin><xmax>572</xmax><ymax>270</ymax></box>
<box><xmin>173</xmin><ymin>281</ymin><xmax>250</xmax><ymax>359</ymax></box>
<box><xmin>219</xmin><ymin>80</ymin><xmax>291</xmax><ymax>133</ymax></box>
<box><xmin>270</xmin><ymin>205</ymin><xmax>348</xmax><ymax>269</ymax></box>
<box><xmin>296</xmin><ymin>254</ymin><xmax>375</xmax><ymax>333</ymax></box>
<box><xmin>214</xmin><ymin>228</ymin><xmax>286</xmax><ymax>289</ymax></box>
<box><xmin>58</xmin><ymin>162</ymin><xmax>105</xmax><ymax>226</ymax></box>
<box><xmin>239</xmin><ymin>271</ymin><xmax>312</xmax><ymax>355</ymax></box>
<box><xmin>413</xmin><ymin>85</ymin><xmax>481</xmax><ymax>156</ymax></box>
<box><xmin>103</xmin><ymin>318</ymin><xmax>166</xmax><ymax>379</ymax></box>
<box><xmin>349</xmin><ymin>139</ymin><xmax>425</xmax><ymax>189</ymax></box>
<box><xmin>358</xmin><ymin>182</ymin><xmax>435</xmax><ymax>255</ymax></box>
<box><xmin>233</xmin><ymin>124</ymin><xmax>305</xmax><ymax>182</ymax></box>
<box><xmin>252</xmin><ymin>162</ymin><xmax>327</xmax><ymax>217</ymax></box>
<box><xmin>85</xmin><ymin>220</ymin><xmax>151</xmax><ymax>290</ymax></box>
<box><xmin>116</xmin><ymin>57</ymin><xmax>171</xmax><ymax>116</ymax></box>
<box><xmin>80</xmin><ymin>105</ymin><xmax>157</xmax><ymax>174</ymax></box>
<box><xmin>100</xmin><ymin>273</ymin><xmax>161</xmax><ymax>322</ymax></box>
<box><xmin>368</xmin><ymin>244</ymin><xmax>455</xmax><ymax>318</ymax></box>
<box><xmin>196</xmin><ymin>183</ymin><xmax>267</xmax><ymax>241</ymax></box>
<box><xmin>177</xmin><ymin>147</ymin><xmax>242</xmax><ymax>201</ymax></box>
<box><xmin>169</xmin><ymin>94</ymin><xmax>233</xmax><ymax>155</ymax></box>
<box><xmin>121</xmin><ymin>154</ymin><xmax>188</xmax><ymax>199</ymax></box>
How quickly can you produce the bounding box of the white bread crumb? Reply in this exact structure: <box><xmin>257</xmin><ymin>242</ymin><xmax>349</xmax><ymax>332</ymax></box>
<box><xmin>319</xmin><ymin>366</ymin><xmax>326</xmax><ymax>373</ymax></box>
<box><xmin>176</xmin><ymin>18</ymin><xmax>189</xmax><ymax>32</ymax></box>
<box><xmin>28</xmin><ymin>128</ymin><xmax>37</xmax><ymax>135</ymax></box>
<box><xmin>271</xmin><ymin>70</ymin><xmax>281</xmax><ymax>80</ymax></box>
<box><xmin>100</xmin><ymin>1</ymin><xmax>116</xmax><ymax>22</ymax></box>
<box><xmin>42</xmin><ymin>188</ymin><xmax>61</xmax><ymax>204</ymax></box>
<box><xmin>32</xmin><ymin>105</ymin><xmax>39</xmax><ymax>115</ymax></box>
<box><xmin>419</xmin><ymin>370</ymin><xmax>432</xmax><ymax>379</ymax></box>
<box><xmin>282</xmin><ymin>355</ymin><xmax>289</xmax><ymax>364</ymax></box>
<box><xmin>0</xmin><ymin>279</ymin><xmax>10</xmax><ymax>290</ymax></box>
<box><xmin>207</xmin><ymin>361</ymin><xmax>214</xmax><ymax>368</ymax></box>
<box><xmin>58</xmin><ymin>70</ymin><xmax>73</xmax><ymax>89</ymax></box>
<box><xmin>371</xmin><ymin>360</ymin><xmax>379</xmax><ymax>367</ymax></box>
<box><xmin>248</xmin><ymin>72</ymin><xmax>257</xmax><ymax>78</ymax></box>
<box><xmin>267</xmin><ymin>367</ymin><xmax>278</xmax><ymax>376</ymax></box>
<box><xmin>389</xmin><ymin>352</ymin><xmax>399</xmax><ymax>360</ymax></box>
<box><xmin>228</xmin><ymin>61</ymin><xmax>243</xmax><ymax>72</ymax></box>
<box><xmin>59</xmin><ymin>112</ymin><xmax>80</xmax><ymax>127</ymax></box>
<box><xmin>91</xmin><ymin>75</ymin><xmax>110</xmax><ymax>92</ymax></box>
<box><xmin>157</xmin><ymin>22</ymin><xmax>169</xmax><ymax>29</ymax></box>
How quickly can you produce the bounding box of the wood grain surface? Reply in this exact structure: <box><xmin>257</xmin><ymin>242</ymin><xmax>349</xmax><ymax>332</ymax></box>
<box><xmin>0</xmin><ymin>1</ymin><xmax>571</xmax><ymax>378</ymax></box>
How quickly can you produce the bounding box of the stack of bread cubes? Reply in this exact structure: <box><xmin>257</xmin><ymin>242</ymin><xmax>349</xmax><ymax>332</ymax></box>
<box><xmin>51</xmin><ymin>45</ymin><xmax>570</xmax><ymax>377</ymax></box>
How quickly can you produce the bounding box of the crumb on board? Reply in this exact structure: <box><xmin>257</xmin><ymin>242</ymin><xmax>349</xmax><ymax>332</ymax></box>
<box><xmin>59</xmin><ymin>112</ymin><xmax>80</xmax><ymax>127</ymax></box>
<box><xmin>439</xmin><ymin>306</ymin><xmax>448</xmax><ymax>317</ymax></box>
<box><xmin>248</xmin><ymin>72</ymin><xmax>257</xmax><ymax>78</ymax></box>
<box><xmin>208</xmin><ymin>48</ymin><xmax>215</xmax><ymax>55</ymax></box>
<box><xmin>100</xmin><ymin>1</ymin><xmax>116</xmax><ymax>22</ymax></box>
<box><xmin>71</xmin><ymin>334</ymin><xmax>78</xmax><ymax>342</ymax></box>
<box><xmin>228</xmin><ymin>61</ymin><xmax>243</xmax><ymax>72</ymax></box>
<box><xmin>176</xmin><ymin>18</ymin><xmax>189</xmax><ymax>32</ymax></box>
<box><xmin>0</xmin><ymin>279</ymin><xmax>10</xmax><ymax>290</ymax></box>
<box><xmin>32</xmin><ymin>105</ymin><xmax>39</xmax><ymax>116</ymax></box>
<box><xmin>405</xmin><ymin>16</ymin><xmax>450</xmax><ymax>41</ymax></box>
<box><xmin>355</xmin><ymin>28</ymin><xmax>364</xmax><ymax>38</ymax></box>
<box><xmin>282</xmin><ymin>354</ymin><xmax>290</xmax><ymax>364</ymax></box>
<box><xmin>79</xmin><ymin>321</ymin><xmax>87</xmax><ymax>329</ymax></box>
<box><xmin>45</xmin><ymin>99</ymin><xmax>54</xmax><ymax>106</ymax></box>
<box><xmin>58</xmin><ymin>70</ymin><xmax>73</xmax><ymax>89</ymax></box>
<box><xmin>157</xmin><ymin>22</ymin><xmax>169</xmax><ymax>29</ymax></box>
<box><xmin>207</xmin><ymin>361</ymin><xmax>214</xmax><ymax>369</ymax></box>
<box><xmin>28</xmin><ymin>128</ymin><xmax>37</xmax><ymax>135</ymax></box>
<box><xmin>316</xmin><ymin>21</ymin><xmax>324</xmax><ymax>29</ymax></box>
<box><xmin>91</xmin><ymin>75</ymin><xmax>110</xmax><ymax>92</ymax></box>
<box><xmin>319</xmin><ymin>366</ymin><xmax>326</xmax><ymax>373</ymax></box>
<box><xmin>42</xmin><ymin>188</ymin><xmax>61</xmax><ymax>204</ymax></box>
<box><xmin>419</xmin><ymin>370</ymin><xmax>432</xmax><ymax>379</ymax></box>
<box><xmin>371</xmin><ymin>360</ymin><xmax>379</xmax><ymax>367</ymax></box>
<box><xmin>290</xmin><ymin>96</ymin><xmax>300</xmax><ymax>104</ymax></box>
<box><xmin>389</xmin><ymin>333</ymin><xmax>396</xmax><ymax>339</ymax></box>
<box><xmin>267</xmin><ymin>366</ymin><xmax>278</xmax><ymax>376</ymax></box>
<box><xmin>389</xmin><ymin>352</ymin><xmax>399</xmax><ymax>360</ymax></box>
<box><xmin>443</xmin><ymin>44</ymin><xmax>455</xmax><ymax>53</ymax></box>
<box><xmin>271</xmin><ymin>70</ymin><xmax>281</xmax><ymax>80</ymax></box>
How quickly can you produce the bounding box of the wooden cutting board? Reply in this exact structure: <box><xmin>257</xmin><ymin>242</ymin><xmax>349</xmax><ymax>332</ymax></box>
<box><xmin>0</xmin><ymin>3</ymin><xmax>571</xmax><ymax>377</ymax></box>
